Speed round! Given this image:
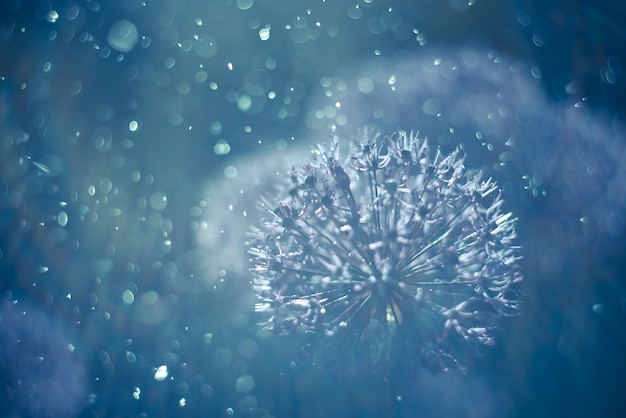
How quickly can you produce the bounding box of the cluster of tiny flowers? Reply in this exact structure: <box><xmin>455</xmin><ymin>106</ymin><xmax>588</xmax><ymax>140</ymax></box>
<box><xmin>249</xmin><ymin>130</ymin><xmax>522</xmax><ymax>374</ymax></box>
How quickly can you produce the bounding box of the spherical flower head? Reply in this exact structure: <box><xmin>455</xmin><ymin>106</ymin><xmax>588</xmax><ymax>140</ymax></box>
<box><xmin>249</xmin><ymin>129</ymin><xmax>522</xmax><ymax>375</ymax></box>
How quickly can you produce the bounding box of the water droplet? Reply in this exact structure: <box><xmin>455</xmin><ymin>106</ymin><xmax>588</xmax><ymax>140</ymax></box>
<box><xmin>154</xmin><ymin>365</ymin><xmax>168</xmax><ymax>381</ymax></box>
<box><xmin>122</xmin><ymin>290</ymin><xmax>135</xmax><ymax>305</ymax></box>
<box><xmin>58</xmin><ymin>211</ymin><xmax>68</xmax><ymax>226</ymax></box>
<box><xmin>31</xmin><ymin>160</ymin><xmax>50</xmax><ymax>174</ymax></box>
<box><xmin>67</xmin><ymin>5</ymin><xmax>80</xmax><ymax>21</ymax></box>
<box><xmin>224</xmin><ymin>166</ymin><xmax>238</xmax><ymax>178</ymax></box>
<box><xmin>150</xmin><ymin>191</ymin><xmax>168</xmax><ymax>211</ymax></box>
<box><xmin>200</xmin><ymin>384</ymin><xmax>214</xmax><ymax>396</ymax></box>
<box><xmin>592</xmin><ymin>304</ymin><xmax>606</xmax><ymax>314</ymax></box>
<box><xmin>92</xmin><ymin>126</ymin><xmax>113</xmax><ymax>152</ymax></box>
<box><xmin>356</xmin><ymin>77</ymin><xmax>374</xmax><ymax>93</ymax></box>
<box><xmin>422</xmin><ymin>98</ymin><xmax>441</xmax><ymax>116</ymax></box>
<box><xmin>237</xmin><ymin>0</ymin><xmax>254</xmax><ymax>10</ymax></box>
<box><xmin>70</xmin><ymin>81</ymin><xmax>82</xmax><ymax>95</ymax></box>
<box><xmin>194</xmin><ymin>34</ymin><xmax>218</xmax><ymax>59</ymax></box>
<box><xmin>347</xmin><ymin>5</ymin><xmax>362</xmax><ymax>19</ymax></box>
<box><xmin>235</xmin><ymin>374</ymin><xmax>255</xmax><ymax>393</ymax></box>
<box><xmin>259</xmin><ymin>25</ymin><xmax>270</xmax><ymax>41</ymax></box>
<box><xmin>107</xmin><ymin>20</ymin><xmax>139</xmax><ymax>52</ymax></box>
<box><xmin>47</xmin><ymin>10</ymin><xmax>59</xmax><ymax>23</ymax></box>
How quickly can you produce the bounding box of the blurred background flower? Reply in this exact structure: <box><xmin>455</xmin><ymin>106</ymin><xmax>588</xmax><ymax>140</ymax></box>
<box><xmin>0</xmin><ymin>297</ymin><xmax>87</xmax><ymax>418</ymax></box>
<box><xmin>1</xmin><ymin>0</ymin><xmax>625</xmax><ymax>417</ymax></box>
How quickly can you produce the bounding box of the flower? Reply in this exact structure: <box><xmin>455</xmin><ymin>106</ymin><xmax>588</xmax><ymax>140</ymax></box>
<box><xmin>249</xmin><ymin>129</ymin><xmax>522</xmax><ymax>375</ymax></box>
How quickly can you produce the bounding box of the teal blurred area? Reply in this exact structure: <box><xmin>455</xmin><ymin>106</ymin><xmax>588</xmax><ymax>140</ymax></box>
<box><xmin>0</xmin><ymin>1</ymin><xmax>625</xmax><ymax>417</ymax></box>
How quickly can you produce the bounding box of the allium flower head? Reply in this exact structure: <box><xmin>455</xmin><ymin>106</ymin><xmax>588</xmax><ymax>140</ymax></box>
<box><xmin>249</xmin><ymin>130</ymin><xmax>522</xmax><ymax>375</ymax></box>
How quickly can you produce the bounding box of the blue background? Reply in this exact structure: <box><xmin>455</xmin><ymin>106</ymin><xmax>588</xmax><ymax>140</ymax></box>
<box><xmin>1</xmin><ymin>1</ymin><xmax>625</xmax><ymax>417</ymax></box>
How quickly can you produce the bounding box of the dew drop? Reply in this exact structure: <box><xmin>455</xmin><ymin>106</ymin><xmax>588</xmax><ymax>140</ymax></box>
<box><xmin>154</xmin><ymin>365</ymin><xmax>168</xmax><ymax>381</ymax></box>
<box><xmin>150</xmin><ymin>191</ymin><xmax>168</xmax><ymax>211</ymax></box>
<box><xmin>259</xmin><ymin>25</ymin><xmax>270</xmax><ymax>41</ymax></box>
<box><xmin>58</xmin><ymin>211</ymin><xmax>68</xmax><ymax>226</ymax></box>
<box><xmin>107</xmin><ymin>20</ymin><xmax>139</xmax><ymax>52</ymax></box>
